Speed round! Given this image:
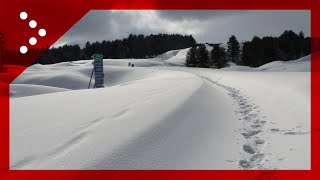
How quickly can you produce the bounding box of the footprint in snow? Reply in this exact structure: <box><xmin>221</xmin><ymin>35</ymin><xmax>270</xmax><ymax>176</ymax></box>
<box><xmin>254</xmin><ymin>139</ymin><xmax>266</xmax><ymax>145</ymax></box>
<box><xmin>241</xmin><ymin>130</ymin><xmax>262</xmax><ymax>139</ymax></box>
<box><xmin>250</xmin><ymin>154</ymin><xmax>265</xmax><ymax>164</ymax></box>
<box><xmin>243</xmin><ymin>145</ymin><xmax>255</xmax><ymax>154</ymax></box>
<box><xmin>239</xmin><ymin>160</ymin><xmax>253</xmax><ymax>169</ymax></box>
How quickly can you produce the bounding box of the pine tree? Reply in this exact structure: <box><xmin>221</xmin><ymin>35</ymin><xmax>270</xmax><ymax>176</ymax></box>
<box><xmin>279</xmin><ymin>30</ymin><xmax>300</xmax><ymax>60</ymax></box>
<box><xmin>251</xmin><ymin>36</ymin><xmax>265</xmax><ymax>67</ymax></box>
<box><xmin>299</xmin><ymin>31</ymin><xmax>305</xmax><ymax>40</ymax></box>
<box><xmin>210</xmin><ymin>45</ymin><xmax>227</xmax><ymax>68</ymax></box>
<box><xmin>298</xmin><ymin>31</ymin><xmax>305</xmax><ymax>58</ymax></box>
<box><xmin>185</xmin><ymin>46</ymin><xmax>197</xmax><ymax>67</ymax></box>
<box><xmin>241</xmin><ymin>42</ymin><xmax>252</xmax><ymax>66</ymax></box>
<box><xmin>227</xmin><ymin>35</ymin><xmax>241</xmax><ymax>64</ymax></box>
<box><xmin>196</xmin><ymin>44</ymin><xmax>210</xmax><ymax>68</ymax></box>
<box><xmin>261</xmin><ymin>36</ymin><xmax>280</xmax><ymax>63</ymax></box>
<box><xmin>303</xmin><ymin>37</ymin><xmax>311</xmax><ymax>56</ymax></box>
<box><xmin>84</xmin><ymin>41</ymin><xmax>94</xmax><ymax>59</ymax></box>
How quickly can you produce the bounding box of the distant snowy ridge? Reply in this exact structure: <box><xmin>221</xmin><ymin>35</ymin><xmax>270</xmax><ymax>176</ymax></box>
<box><xmin>257</xmin><ymin>55</ymin><xmax>310</xmax><ymax>72</ymax></box>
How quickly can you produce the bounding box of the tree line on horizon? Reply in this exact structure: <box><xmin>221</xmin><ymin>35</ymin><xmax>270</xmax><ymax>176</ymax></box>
<box><xmin>34</xmin><ymin>33</ymin><xmax>196</xmax><ymax>64</ymax></box>
<box><xmin>186</xmin><ymin>30</ymin><xmax>311</xmax><ymax>68</ymax></box>
<box><xmin>0</xmin><ymin>30</ymin><xmax>311</xmax><ymax>68</ymax></box>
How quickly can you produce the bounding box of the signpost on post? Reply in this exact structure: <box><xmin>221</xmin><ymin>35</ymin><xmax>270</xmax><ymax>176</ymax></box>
<box><xmin>91</xmin><ymin>54</ymin><xmax>104</xmax><ymax>88</ymax></box>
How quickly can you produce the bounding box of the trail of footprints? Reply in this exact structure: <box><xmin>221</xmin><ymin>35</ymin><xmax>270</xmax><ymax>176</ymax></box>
<box><xmin>201</xmin><ymin>76</ymin><xmax>267</xmax><ymax>169</ymax></box>
<box><xmin>224</xmin><ymin>84</ymin><xmax>267</xmax><ymax>169</ymax></box>
<box><xmin>202</xmin><ymin>76</ymin><xmax>310</xmax><ymax>169</ymax></box>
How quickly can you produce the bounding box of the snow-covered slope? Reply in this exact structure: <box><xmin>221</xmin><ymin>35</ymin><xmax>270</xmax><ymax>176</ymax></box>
<box><xmin>257</xmin><ymin>55</ymin><xmax>310</xmax><ymax>72</ymax></box>
<box><xmin>12</xmin><ymin>62</ymin><xmax>173</xmax><ymax>97</ymax></box>
<box><xmin>164</xmin><ymin>67</ymin><xmax>310</xmax><ymax>169</ymax></box>
<box><xmin>11</xmin><ymin>69</ymin><xmax>206</xmax><ymax>169</ymax></box>
<box><xmin>10</xmin><ymin>50</ymin><xmax>310</xmax><ymax>170</ymax></box>
<box><xmin>156</xmin><ymin>47</ymin><xmax>190</xmax><ymax>66</ymax></box>
<box><xmin>155</xmin><ymin>44</ymin><xmax>214</xmax><ymax>66</ymax></box>
<box><xmin>10</xmin><ymin>84</ymin><xmax>69</xmax><ymax>98</ymax></box>
<box><xmin>221</xmin><ymin>55</ymin><xmax>310</xmax><ymax>72</ymax></box>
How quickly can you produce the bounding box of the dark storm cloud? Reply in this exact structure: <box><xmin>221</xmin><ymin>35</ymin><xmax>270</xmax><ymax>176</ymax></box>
<box><xmin>55</xmin><ymin>11</ymin><xmax>160</xmax><ymax>46</ymax></box>
<box><xmin>195</xmin><ymin>10</ymin><xmax>310</xmax><ymax>43</ymax></box>
<box><xmin>53</xmin><ymin>10</ymin><xmax>310</xmax><ymax>47</ymax></box>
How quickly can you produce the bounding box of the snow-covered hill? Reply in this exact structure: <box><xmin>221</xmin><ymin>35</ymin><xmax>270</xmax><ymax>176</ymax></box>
<box><xmin>10</xmin><ymin>48</ymin><xmax>310</xmax><ymax>170</ymax></box>
<box><xmin>257</xmin><ymin>55</ymin><xmax>310</xmax><ymax>72</ymax></box>
<box><xmin>156</xmin><ymin>47</ymin><xmax>190</xmax><ymax>66</ymax></box>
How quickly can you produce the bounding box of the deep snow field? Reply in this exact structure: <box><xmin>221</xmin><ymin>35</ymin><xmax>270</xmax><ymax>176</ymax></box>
<box><xmin>10</xmin><ymin>47</ymin><xmax>310</xmax><ymax>170</ymax></box>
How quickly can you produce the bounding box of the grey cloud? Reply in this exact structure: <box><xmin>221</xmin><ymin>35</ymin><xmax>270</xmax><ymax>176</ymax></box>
<box><xmin>155</xmin><ymin>10</ymin><xmax>247</xmax><ymax>21</ymax></box>
<box><xmin>53</xmin><ymin>10</ymin><xmax>310</xmax><ymax>47</ymax></box>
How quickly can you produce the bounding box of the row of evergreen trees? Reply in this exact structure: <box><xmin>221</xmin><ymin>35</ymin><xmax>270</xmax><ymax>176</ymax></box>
<box><xmin>36</xmin><ymin>33</ymin><xmax>196</xmax><ymax>64</ymax></box>
<box><xmin>186</xmin><ymin>30</ymin><xmax>310</xmax><ymax>68</ymax></box>
<box><xmin>242</xmin><ymin>30</ymin><xmax>310</xmax><ymax>67</ymax></box>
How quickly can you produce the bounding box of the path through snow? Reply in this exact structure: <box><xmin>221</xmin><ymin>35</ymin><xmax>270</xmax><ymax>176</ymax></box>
<box><xmin>201</xmin><ymin>76</ymin><xmax>267</xmax><ymax>169</ymax></box>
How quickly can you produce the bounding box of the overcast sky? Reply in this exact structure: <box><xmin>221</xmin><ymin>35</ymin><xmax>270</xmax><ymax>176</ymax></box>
<box><xmin>54</xmin><ymin>10</ymin><xmax>310</xmax><ymax>47</ymax></box>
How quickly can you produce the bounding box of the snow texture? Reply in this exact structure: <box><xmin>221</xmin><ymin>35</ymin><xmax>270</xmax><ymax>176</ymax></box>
<box><xmin>10</xmin><ymin>47</ymin><xmax>310</xmax><ymax>170</ymax></box>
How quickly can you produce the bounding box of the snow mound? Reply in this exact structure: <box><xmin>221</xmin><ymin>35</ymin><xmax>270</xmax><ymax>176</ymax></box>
<box><xmin>156</xmin><ymin>47</ymin><xmax>190</xmax><ymax>66</ymax></box>
<box><xmin>27</xmin><ymin>64</ymin><xmax>51</xmax><ymax>71</ymax></box>
<box><xmin>10</xmin><ymin>84</ymin><xmax>70</xmax><ymax>98</ymax></box>
<box><xmin>11</xmin><ymin>68</ymin><xmax>203</xmax><ymax>169</ymax></box>
<box><xmin>221</xmin><ymin>55</ymin><xmax>310</xmax><ymax>72</ymax></box>
<box><xmin>12</xmin><ymin>62</ymin><xmax>173</xmax><ymax>97</ymax></box>
<box><xmin>257</xmin><ymin>55</ymin><xmax>310</xmax><ymax>72</ymax></box>
<box><xmin>157</xmin><ymin>49</ymin><xmax>180</xmax><ymax>60</ymax></box>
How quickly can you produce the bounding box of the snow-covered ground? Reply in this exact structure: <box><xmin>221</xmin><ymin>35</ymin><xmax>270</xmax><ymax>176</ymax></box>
<box><xmin>10</xmin><ymin>47</ymin><xmax>310</xmax><ymax>170</ymax></box>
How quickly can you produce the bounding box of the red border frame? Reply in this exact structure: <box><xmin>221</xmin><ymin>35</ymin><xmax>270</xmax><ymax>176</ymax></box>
<box><xmin>0</xmin><ymin>0</ymin><xmax>319</xmax><ymax>179</ymax></box>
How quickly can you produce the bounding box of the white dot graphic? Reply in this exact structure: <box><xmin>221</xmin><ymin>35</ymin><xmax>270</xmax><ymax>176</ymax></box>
<box><xmin>29</xmin><ymin>20</ymin><xmax>37</xmax><ymax>28</ymax></box>
<box><xmin>20</xmin><ymin>46</ymin><xmax>28</xmax><ymax>54</ymax></box>
<box><xmin>20</xmin><ymin>12</ymin><xmax>28</xmax><ymax>20</ymax></box>
<box><xmin>29</xmin><ymin>37</ymin><xmax>37</xmax><ymax>45</ymax></box>
<box><xmin>38</xmin><ymin>29</ymin><xmax>46</xmax><ymax>37</ymax></box>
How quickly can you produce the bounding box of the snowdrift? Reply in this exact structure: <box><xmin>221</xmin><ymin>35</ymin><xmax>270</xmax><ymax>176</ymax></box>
<box><xmin>9</xmin><ymin>47</ymin><xmax>310</xmax><ymax>170</ymax></box>
<box><xmin>257</xmin><ymin>55</ymin><xmax>310</xmax><ymax>72</ymax></box>
<box><xmin>11</xmin><ymin>68</ymin><xmax>204</xmax><ymax>169</ymax></box>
